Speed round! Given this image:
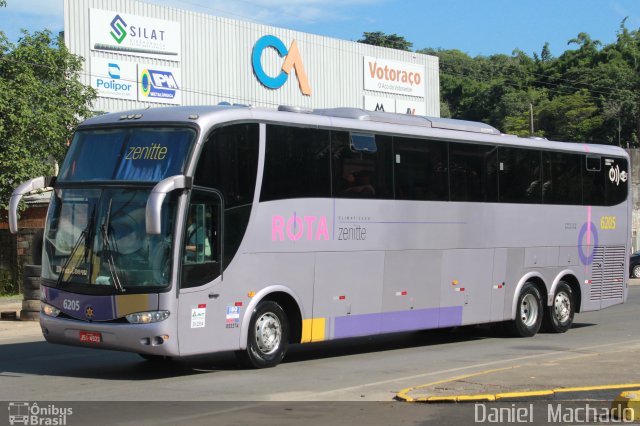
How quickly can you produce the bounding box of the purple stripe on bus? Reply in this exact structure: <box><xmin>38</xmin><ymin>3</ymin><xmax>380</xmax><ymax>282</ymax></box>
<box><xmin>334</xmin><ymin>312</ymin><xmax>381</xmax><ymax>339</ymax></box>
<box><xmin>438</xmin><ymin>306</ymin><xmax>464</xmax><ymax>328</ymax></box>
<box><xmin>334</xmin><ymin>306</ymin><xmax>463</xmax><ymax>339</ymax></box>
<box><xmin>45</xmin><ymin>287</ymin><xmax>116</xmax><ymax>321</ymax></box>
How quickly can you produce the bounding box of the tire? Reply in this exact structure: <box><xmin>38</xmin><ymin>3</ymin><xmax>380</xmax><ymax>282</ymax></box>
<box><xmin>23</xmin><ymin>264</ymin><xmax>42</xmax><ymax>278</ymax></box>
<box><xmin>23</xmin><ymin>276</ymin><xmax>41</xmax><ymax>290</ymax></box>
<box><xmin>20</xmin><ymin>310</ymin><xmax>40</xmax><ymax>321</ymax></box>
<box><xmin>23</xmin><ymin>287</ymin><xmax>41</xmax><ymax>301</ymax></box>
<box><xmin>236</xmin><ymin>300</ymin><xmax>289</xmax><ymax>369</ymax></box>
<box><xmin>542</xmin><ymin>282</ymin><xmax>574</xmax><ymax>333</ymax></box>
<box><xmin>632</xmin><ymin>264</ymin><xmax>640</xmax><ymax>279</ymax></box>
<box><xmin>506</xmin><ymin>282</ymin><xmax>543</xmax><ymax>337</ymax></box>
<box><xmin>21</xmin><ymin>299</ymin><xmax>41</xmax><ymax>312</ymax></box>
<box><xmin>32</xmin><ymin>229</ymin><xmax>44</xmax><ymax>265</ymax></box>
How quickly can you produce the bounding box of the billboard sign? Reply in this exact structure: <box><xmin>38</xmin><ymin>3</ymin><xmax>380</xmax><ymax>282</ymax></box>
<box><xmin>363</xmin><ymin>95</ymin><xmax>394</xmax><ymax>113</ymax></box>
<box><xmin>90</xmin><ymin>57</ymin><xmax>137</xmax><ymax>100</ymax></box>
<box><xmin>396</xmin><ymin>99</ymin><xmax>427</xmax><ymax>116</ymax></box>
<box><xmin>364</xmin><ymin>96</ymin><xmax>426</xmax><ymax>116</ymax></box>
<box><xmin>137</xmin><ymin>65</ymin><xmax>182</xmax><ymax>104</ymax></box>
<box><xmin>90</xmin><ymin>9</ymin><xmax>181</xmax><ymax>61</ymax></box>
<box><xmin>252</xmin><ymin>35</ymin><xmax>311</xmax><ymax>96</ymax></box>
<box><xmin>363</xmin><ymin>57</ymin><xmax>425</xmax><ymax>98</ymax></box>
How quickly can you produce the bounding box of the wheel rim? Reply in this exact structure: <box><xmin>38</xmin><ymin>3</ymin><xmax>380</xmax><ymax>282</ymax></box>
<box><xmin>520</xmin><ymin>293</ymin><xmax>539</xmax><ymax>327</ymax></box>
<box><xmin>554</xmin><ymin>292</ymin><xmax>571</xmax><ymax>323</ymax></box>
<box><xmin>254</xmin><ymin>312</ymin><xmax>282</xmax><ymax>355</ymax></box>
<box><xmin>633</xmin><ymin>265</ymin><xmax>640</xmax><ymax>278</ymax></box>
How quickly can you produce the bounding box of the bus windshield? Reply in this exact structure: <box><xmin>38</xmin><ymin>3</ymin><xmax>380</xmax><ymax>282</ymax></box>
<box><xmin>42</xmin><ymin>188</ymin><xmax>177</xmax><ymax>293</ymax></box>
<box><xmin>58</xmin><ymin>127</ymin><xmax>196</xmax><ymax>182</ymax></box>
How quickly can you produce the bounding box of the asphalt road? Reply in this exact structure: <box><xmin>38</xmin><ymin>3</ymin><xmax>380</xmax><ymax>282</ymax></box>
<box><xmin>1</xmin><ymin>287</ymin><xmax>639</xmax><ymax>425</ymax></box>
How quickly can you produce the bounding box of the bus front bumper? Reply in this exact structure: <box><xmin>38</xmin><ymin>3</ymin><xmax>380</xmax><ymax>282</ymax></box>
<box><xmin>39</xmin><ymin>313</ymin><xmax>179</xmax><ymax>357</ymax></box>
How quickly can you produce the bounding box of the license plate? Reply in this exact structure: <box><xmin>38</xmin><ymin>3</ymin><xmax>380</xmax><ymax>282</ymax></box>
<box><xmin>79</xmin><ymin>331</ymin><xmax>101</xmax><ymax>343</ymax></box>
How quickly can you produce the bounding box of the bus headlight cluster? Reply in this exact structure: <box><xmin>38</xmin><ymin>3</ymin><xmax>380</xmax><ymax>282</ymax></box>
<box><xmin>41</xmin><ymin>303</ymin><xmax>60</xmax><ymax>318</ymax></box>
<box><xmin>126</xmin><ymin>311</ymin><xmax>170</xmax><ymax>324</ymax></box>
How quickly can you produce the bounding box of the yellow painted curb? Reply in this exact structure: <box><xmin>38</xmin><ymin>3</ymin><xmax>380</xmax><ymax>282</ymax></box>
<box><xmin>495</xmin><ymin>390</ymin><xmax>554</xmax><ymax>399</ymax></box>
<box><xmin>611</xmin><ymin>390</ymin><xmax>640</xmax><ymax>421</ymax></box>
<box><xmin>395</xmin><ymin>366</ymin><xmax>518</xmax><ymax>402</ymax></box>
<box><xmin>457</xmin><ymin>394</ymin><xmax>496</xmax><ymax>402</ymax></box>
<box><xmin>397</xmin><ymin>379</ymin><xmax>640</xmax><ymax>404</ymax></box>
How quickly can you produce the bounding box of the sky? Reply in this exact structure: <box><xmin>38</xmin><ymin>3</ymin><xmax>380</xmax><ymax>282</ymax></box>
<box><xmin>1</xmin><ymin>0</ymin><xmax>639</xmax><ymax>58</ymax></box>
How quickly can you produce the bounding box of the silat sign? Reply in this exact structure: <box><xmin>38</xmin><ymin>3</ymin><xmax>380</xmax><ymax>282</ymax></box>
<box><xmin>89</xmin><ymin>9</ymin><xmax>181</xmax><ymax>61</ymax></box>
<box><xmin>252</xmin><ymin>35</ymin><xmax>312</xmax><ymax>96</ymax></box>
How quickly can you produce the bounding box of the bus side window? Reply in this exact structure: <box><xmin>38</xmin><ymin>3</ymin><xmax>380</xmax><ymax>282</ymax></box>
<box><xmin>498</xmin><ymin>147</ymin><xmax>542</xmax><ymax>204</ymax></box>
<box><xmin>449</xmin><ymin>143</ymin><xmax>498</xmax><ymax>202</ymax></box>
<box><xmin>181</xmin><ymin>192</ymin><xmax>221</xmax><ymax>288</ymax></box>
<box><xmin>332</xmin><ymin>132</ymin><xmax>393</xmax><ymax>199</ymax></box>
<box><xmin>260</xmin><ymin>125</ymin><xmax>331</xmax><ymax>201</ymax></box>
<box><xmin>542</xmin><ymin>151</ymin><xmax>582</xmax><ymax>205</ymax></box>
<box><xmin>583</xmin><ymin>156</ymin><xmax>605</xmax><ymax>206</ymax></box>
<box><xmin>394</xmin><ymin>137</ymin><xmax>448</xmax><ymax>201</ymax></box>
<box><xmin>604</xmin><ymin>157</ymin><xmax>628</xmax><ymax>206</ymax></box>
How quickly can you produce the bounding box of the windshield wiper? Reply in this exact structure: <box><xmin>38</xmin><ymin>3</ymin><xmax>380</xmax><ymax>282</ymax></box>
<box><xmin>101</xmin><ymin>199</ymin><xmax>126</xmax><ymax>293</ymax></box>
<box><xmin>56</xmin><ymin>205</ymin><xmax>96</xmax><ymax>288</ymax></box>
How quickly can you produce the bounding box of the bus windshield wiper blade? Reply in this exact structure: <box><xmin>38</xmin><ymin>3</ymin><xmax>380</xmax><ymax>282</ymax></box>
<box><xmin>101</xmin><ymin>199</ymin><xmax>126</xmax><ymax>293</ymax></box>
<box><xmin>56</xmin><ymin>205</ymin><xmax>95</xmax><ymax>288</ymax></box>
<box><xmin>56</xmin><ymin>229</ymin><xmax>87</xmax><ymax>288</ymax></box>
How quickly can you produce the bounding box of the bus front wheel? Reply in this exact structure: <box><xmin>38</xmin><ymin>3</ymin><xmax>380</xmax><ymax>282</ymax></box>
<box><xmin>542</xmin><ymin>282</ymin><xmax>574</xmax><ymax>333</ymax></box>
<box><xmin>507</xmin><ymin>282</ymin><xmax>543</xmax><ymax>337</ymax></box>
<box><xmin>237</xmin><ymin>300</ymin><xmax>289</xmax><ymax>368</ymax></box>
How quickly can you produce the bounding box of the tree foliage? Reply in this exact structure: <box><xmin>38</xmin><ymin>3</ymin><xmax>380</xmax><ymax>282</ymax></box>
<box><xmin>412</xmin><ymin>21</ymin><xmax>640</xmax><ymax>147</ymax></box>
<box><xmin>358</xmin><ymin>31</ymin><xmax>413</xmax><ymax>51</ymax></box>
<box><xmin>0</xmin><ymin>30</ymin><xmax>96</xmax><ymax>216</ymax></box>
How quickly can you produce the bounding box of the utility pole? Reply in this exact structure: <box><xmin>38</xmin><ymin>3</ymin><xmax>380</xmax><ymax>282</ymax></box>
<box><xmin>529</xmin><ymin>103</ymin><xmax>534</xmax><ymax>135</ymax></box>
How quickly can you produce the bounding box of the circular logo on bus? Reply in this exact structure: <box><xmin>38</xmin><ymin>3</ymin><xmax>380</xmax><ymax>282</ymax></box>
<box><xmin>577</xmin><ymin>221</ymin><xmax>598</xmax><ymax>265</ymax></box>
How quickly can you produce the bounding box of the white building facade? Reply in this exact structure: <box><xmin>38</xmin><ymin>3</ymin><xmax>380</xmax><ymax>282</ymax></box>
<box><xmin>64</xmin><ymin>0</ymin><xmax>440</xmax><ymax>116</ymax></box>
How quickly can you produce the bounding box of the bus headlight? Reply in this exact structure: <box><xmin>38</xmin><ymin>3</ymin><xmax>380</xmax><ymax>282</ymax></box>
<box><xmin>126</xmin><ymin>311</ymin><xmax>170</xmax><ymax>324</ymax></box>
<box><xmin>41</xmin><ymin>303</ymin><xmax>60</xmax><ymax>318</ymax></box>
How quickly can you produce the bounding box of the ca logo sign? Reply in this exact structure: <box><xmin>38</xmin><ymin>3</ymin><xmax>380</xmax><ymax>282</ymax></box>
<box><xmin>252</xmin><ymin>35</ymin><xmax>312</xmax><ymax>96</ymax></box>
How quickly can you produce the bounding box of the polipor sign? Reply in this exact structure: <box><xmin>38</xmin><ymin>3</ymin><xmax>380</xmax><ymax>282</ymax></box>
<box><xmin>363</xmin><ymin>57</ymin><xmax>425</xmax><ymax>98</ymax></box>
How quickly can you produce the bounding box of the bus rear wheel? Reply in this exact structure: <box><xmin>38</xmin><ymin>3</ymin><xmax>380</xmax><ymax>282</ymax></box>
<box><xmin>507</xmin><ymin>282</ymin><xmax>543</xmax><ymax>337</ymax></box>
<box><xmin>542</xmin><ymin>282</ymin><xmax>574</xmax><ymax>333</ymax></box>
<box><xmin>237</xmin><ymin>300</ymin><xmax>289</xmax><ymax>369</ymax></box>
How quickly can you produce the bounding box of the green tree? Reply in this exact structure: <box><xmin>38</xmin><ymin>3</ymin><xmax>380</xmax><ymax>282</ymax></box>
<box><xmin>358</xmin><ymin>31</ymin><xmax>413</xmax><ymax>51</ymax></box>
<box><xmin>537</xmin><ymin>89</ymin><xmax>604</xmax><ymax>141</ymax></box>
<box><xmin>0</xmin><ymin>30</ymin><xmax>96</xmax><ymax>216</ymax></box>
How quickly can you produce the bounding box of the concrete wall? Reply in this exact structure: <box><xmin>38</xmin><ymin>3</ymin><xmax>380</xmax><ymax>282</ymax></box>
<box><xmin>0</xmin><ymin>206</ymin><xmax>47</xmax><ymax>293</ymax></box>
<box><xmin>65</xmin><ymin>0</ymin><xmax>440</xmax><ymax>116</ymax></box>
<box><xmin>630</xmin><ymin>149</ymin><xmax>640</xmax><ymax>252</ymax></box>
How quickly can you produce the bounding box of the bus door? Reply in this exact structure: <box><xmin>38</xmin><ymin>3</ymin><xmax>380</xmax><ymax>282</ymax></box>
<box><xmin>177</xmin><ymin>188</ymin><xmax>223</xmax><ymax>356</ymax></box>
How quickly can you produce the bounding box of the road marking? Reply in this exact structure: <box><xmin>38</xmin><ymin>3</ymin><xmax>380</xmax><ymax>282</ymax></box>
<box><xmin>301</xmin><ymin>339</ymin><xmax>640</xmax><ymax>400</ymax></box>
<box><xmin>395</xmin><ymin>340</ymin><xmax>640</xmax><ymax>403</ymax></box>
<box><xmin>396</xmin><ymin>366</ymin><xmax>518</xmax><ymax>402</ymax></box>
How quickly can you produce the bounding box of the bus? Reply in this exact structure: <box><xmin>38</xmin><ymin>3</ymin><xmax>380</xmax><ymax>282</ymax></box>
<box><xmin>9</xmin><ymin>105</ymin><xmax>630</xmax><ymax>368</ymax></box>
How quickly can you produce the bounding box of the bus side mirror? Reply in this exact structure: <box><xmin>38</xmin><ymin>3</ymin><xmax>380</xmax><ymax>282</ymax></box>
<box><xmin>9</xmin><ymin>176</ymin><xmax>55</xmax><ymax>234</ymax></box>
<box><xmin>146</xmin><ymin>175</ymin><xmax>192</xmax><ymax>235</ymax></box>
